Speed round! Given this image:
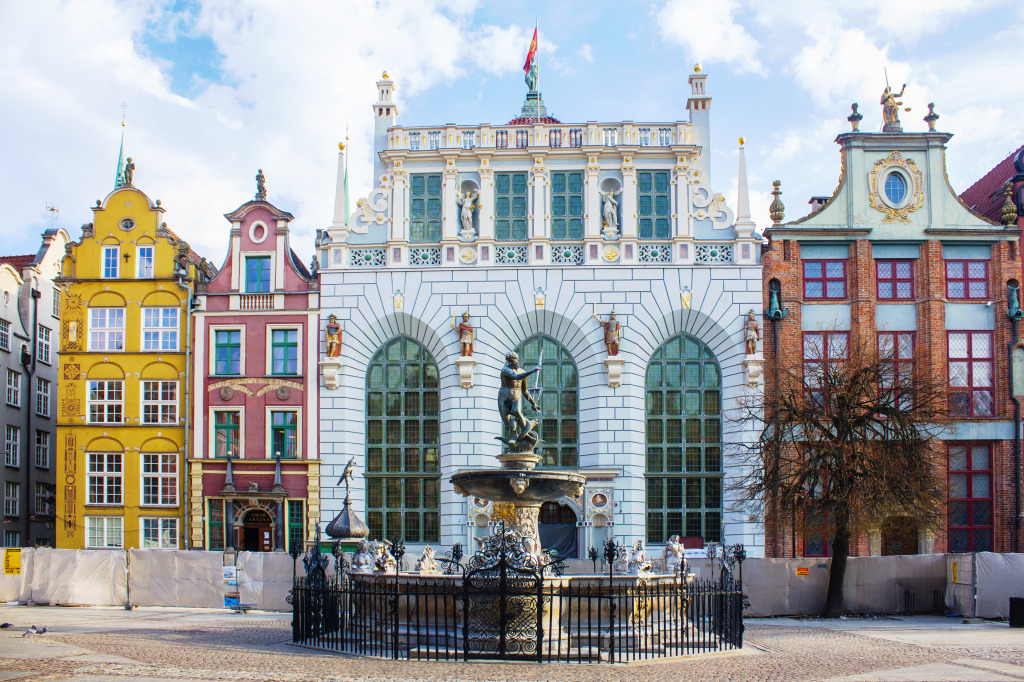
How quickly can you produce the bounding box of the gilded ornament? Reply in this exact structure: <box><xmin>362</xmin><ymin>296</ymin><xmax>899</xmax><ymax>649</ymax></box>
<box><xmin>769</xmin><ymin>180</ymin><xmax>785</xmax><ymax>223</ymax></box>
<box><xmin>1001</xmin><ymin>181</ymin><xmax>1018</xmax><ymax>227</ymax></box>
<box><xmin>868</xmin><ymin>151</ymin><xmax>924</xmax><ymax>223</ymax></box>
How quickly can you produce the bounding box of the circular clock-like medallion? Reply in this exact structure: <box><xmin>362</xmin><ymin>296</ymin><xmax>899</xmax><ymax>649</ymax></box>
<box><xmin>603</xmin><ymin>247</ymin><xmax>619</xmax><ymax>262</ymax></box>
<box><xmin>459</xmin><ymin>248</ymin><xmax>477</xmax><ymax>264</ymax></box>
<box><xmin>591</xmin><ymin>493</ymin><xmax>608</xmax><ymax>508</ymax></box>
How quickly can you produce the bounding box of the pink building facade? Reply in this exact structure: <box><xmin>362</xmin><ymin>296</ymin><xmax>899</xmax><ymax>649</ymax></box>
<box><xmin>189</xmin><ymin>192</ymin><xmax>319</xmax><ymax>551</ymax></box>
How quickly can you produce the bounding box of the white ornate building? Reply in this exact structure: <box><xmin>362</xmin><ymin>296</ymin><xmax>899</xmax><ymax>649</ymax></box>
<box><xmin>316</xmin><ymin>68</ymin><xmax>766</xmax><ymax>558</ymax></box>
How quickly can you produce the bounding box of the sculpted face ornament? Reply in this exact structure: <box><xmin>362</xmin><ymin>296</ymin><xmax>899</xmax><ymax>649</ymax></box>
<box><xmin>510</xmin><ymin>476</ymin><xmax>530</xmax><ymax>495</ymax></box>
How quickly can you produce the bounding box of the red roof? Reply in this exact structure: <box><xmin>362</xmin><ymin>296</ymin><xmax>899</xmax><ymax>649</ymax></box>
<box><xmin>0</xmin><ymin>255</ymin><xmax>34</xmax><ymax>272</ymax></box>
<box><xmin>507</xmin><ymin>116</ymin><xmax>562</xmax><ymax>125</ymax></box>
<box><xmin>959</xmin><ymin>144</ymin><xmax>1024</xmax><ymax>222</ymax></box>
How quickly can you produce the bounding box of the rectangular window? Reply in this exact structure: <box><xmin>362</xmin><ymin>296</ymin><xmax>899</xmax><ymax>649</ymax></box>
<box><xmin>946</xmin><ymin>260</ymin><xmax>988</xmax><ymax>300</ymax></box>
<box><xmin>4</xmin><ymin>482</ymin><xmax>18</xmax><ymax>517</ymax></box>
<box><xmin>803</xmin><ymin>504</ymin><xmax>832</xmax><ymax>557</ymax></box>
<box><xmin>34</xmin><ymin>431</ymin><xmax>49</xmax><ymax>468</ymax></box>
<box><xmin>6</xmin><ymin>369</ymin><xmax>20</xmax><ymax>407</ymax></box>
<box><xmin>550</xmin><ymin>171</ymin><xmax>584</xmax><ymax>240</ymax></box>
<box><xmin>214</xmin><ymin>329</ymin><xmax>242</xmax><ymax>375</ymax></box>
<box><xmin>271</xmin><ymin>329</ymin><xmax>298</xmax><ymax>375</ymax></box>
<box><xmin>141</xmin><ymin>381</ymin><xmax>177</xmax><ymax>424</ymax></box>
<box><xmin>208</xmin><ymin>499</ymin><xmax>224</xmax><ymax>551</ymax></box>
<box><xmin>803</xmin><ymin>260</ymin><xmax>847</xmax><ymax>299</ymax></box>
<box><xmin>637</xmin><ymin>170</ymin><xmax>670</xmax><ymax>239</ymax></box>
<box><xmin>3</xmin><ymin>531</ymin><xmax>19</xmax><ymax>547</ymax></box>
<box><xmin>878</xmin><ymin>332</ymin><xmax>915</xmax><ymax>408</ymax></box>
<box><xmin>36</xmin><ymin>326</ymin><xmax>50</xmax><ymax>364</ymax></box>
<box><xmin>803</xmin><ymin>331</ymin><xmax>848</xmax><ymax>404</ymax></box>
<box><xmin>5</xmin><ymin>426</ymin><xmax>19</xmax><ymax>467</ymax></box>
<box><xmin>87</xmin><ymin>453</ymin><xmax>122</xmax><ymax>505</ymax></box>
<box><xmin>287</xmin><ymin>499</ymin><xmax>304</xmax><ymax>553</ymax></box>
<box><xmin>245</xmin><ymin>256</ymin><xmax>271</xmax><ymax>293</ymax></box>
<box><xmin>52</xmin><ymin>287</ymin><xmax>60</xmax><ymax>318</ymax></box>
<box><xmin>271</xmin><ymin>411</ymin><xmax>298</xmax><ymax>458</ymax></box>
<box><xmin>876</xmin><ymin>260</ymin><xmax>914</xmax><ymax>300</ymax></box>
<box><xmin>142</xmin><ymin>454</ymin><xmax>178</xmax><ymax>506</ymax></box>
<box><xmin>89</xmin><ymin>308</ymin><xmax>125</xmax><ymax>351</ymax></box>
<box><xmin>214</xmin><ymin>411</ymin><xmax>240</xmax><ymax>458</ymax></box>
<box><xmin>137</xmin><ymin>245</ymin><xmax>154</xmax><ymax>278</ymax></box>
<box><xmin>0</xmin><ymin>319</ymin><xmax>9</xmax><ymax>351</ymax></box>
<box><xmin>494</xmin><ymin>172</ymin><xmax>528</xmax><ymax>241</ymax></box>
<box><xmin>86</xmin><ymin>516</ymin><xmax>123</xmax><ymax>548</ymax></box>
<box><xmin>948</xmin><ymin>443</ymin><xmax>993</xmax><ymax>552</ymax></box>
<box><xmin>101</xmin><ymin>246</ymin><xmax>119</xmax><ymax>278</ymax></box>
<box><xmin>35</xmin><ymin>378</ymin><xmax>50</xmax><ymax>417</ymax></box>
<box><xmin>948</xmin><ymin>331</ymin><xmax>994</xmax><ymax>417</ymax></box>
<box><xmin>409</xmin><ymin>174</ymin><xmax>442</xmax><ymax>243</ymax></box>
<box><xmin>142</xmin><ymin>307</ymin><xmax>178</xmax><ymax>351</ymax></box>
<box><xmin>87</xmin><ymin>380</ymin><xmax>124</xmax><ymax>424</ymax></box>
<box><xmin>34</xmin><ymin>482</ymin><xmax>50</xmax><ymax>515</ymax></box>
<box><xmin>141</xmin><ymin>517</ymin><xmax>178</xmax><ymax>549</ymax></box>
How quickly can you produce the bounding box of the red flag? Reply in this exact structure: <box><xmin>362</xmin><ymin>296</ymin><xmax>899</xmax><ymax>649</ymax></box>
<box><xmin>523</xmin><ymin>27</ymin><xmax>537</xmax><ymax>72</ymax></box>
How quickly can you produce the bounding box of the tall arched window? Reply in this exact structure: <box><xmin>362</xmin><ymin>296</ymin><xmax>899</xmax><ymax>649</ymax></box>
<box><xmin>365</xmin><ymin>337</ymin><xmax>440</xmax><ymax>543</ymax></box>
<box><xmin>513</xmin><ymin>335</ymin><xmax>578</xmax><ymax>467</ymax></box>
<box><xmin>645</xmin><ymin>334</ymin><xmax>722</xmax><ymax>544</ymax></box>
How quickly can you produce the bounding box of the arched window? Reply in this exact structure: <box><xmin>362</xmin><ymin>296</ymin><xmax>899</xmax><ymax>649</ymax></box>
<box><xmin>645</xmin><ymin>334</ymin><xmax>722</xmax><ymax>544</ymax></box>
<box><xmin>365</xmin><ymin>337</ymin><xmax>440</xmax><ymax>543</ymax></box>
<box><xmin>513</xmin><ymin>335</ymin><xmax>578</xmax><ymax>467</ymax></box>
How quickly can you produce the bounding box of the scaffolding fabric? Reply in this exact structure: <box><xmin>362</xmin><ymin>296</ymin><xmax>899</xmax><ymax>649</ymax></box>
<box><xmin>127</xmin><ymin>550</ymin><xmax>223</xmax><ymax>608</ymax></box>
<box><xmin>28</xmin><ymin>548</ymin><xmax>127</xmax><ymax>606</ymax></box>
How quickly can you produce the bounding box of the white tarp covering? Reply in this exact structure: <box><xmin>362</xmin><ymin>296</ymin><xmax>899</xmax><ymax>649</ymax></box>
<box><xmin>0</xmin><ymin>547</ymin><xmax>33</xmax><ymax>603</ymax></box>
<box><xmin>28</xmin><ymin>548</ymin><xmax>127</xmax><ymax>606</ymax></box>
<box><xmin>946</xmin><ymin>552</ymin><xmax>1024</xmax><ymax>619</ymax></box>
<box><xmin>238</xmin><ymin>551</ymin><xmax>300</xmax><ymax>611</ymax></box>
<box><xmin>128</xmin><ymin>550</ymin><xmax>224</xmax><ymax>608</ymax></box>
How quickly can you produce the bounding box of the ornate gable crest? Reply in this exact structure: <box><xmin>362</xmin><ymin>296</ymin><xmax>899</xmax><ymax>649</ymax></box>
<box><xmin>868</xmin><ymin>151</ymin><xmax>924</xmax><ymax>223</ymax></box>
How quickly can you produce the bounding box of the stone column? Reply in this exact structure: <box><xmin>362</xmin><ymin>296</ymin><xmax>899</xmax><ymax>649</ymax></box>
<box><xmin>477</xmin><ymin>165</ymin><xmax>495</xmax><ymax>241</ymax></box>
<box><xmin>390</xmin><ymin>168</ymin><xmax>408</xmax><ymax>242</ymax></box>
<box><xmin>619</xmin><ymin>161</ymin><xmax>637</xmax><ymax>239</ymax></box>
<box><xmin>442</xmin><ymin>165</ymin><xmax>459</xmax><ymax>241</ymax></box>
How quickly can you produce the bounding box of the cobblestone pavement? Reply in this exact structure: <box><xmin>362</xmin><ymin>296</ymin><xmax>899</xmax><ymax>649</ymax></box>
<box><xmin>1</xmin><ymin>607</ymin><xmax>1022</xmax><ymax>681</ymax></box>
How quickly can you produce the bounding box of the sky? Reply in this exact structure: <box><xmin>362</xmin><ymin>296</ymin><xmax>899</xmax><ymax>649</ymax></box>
<box><xmin>1</xmin><ymin>0</ymin><xmax>1022</xmax><ymax>265</ymax></box>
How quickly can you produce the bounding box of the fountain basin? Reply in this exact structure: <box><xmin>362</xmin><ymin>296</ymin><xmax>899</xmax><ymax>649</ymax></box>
<box><xmin>450</xmin><ymin>469</ymin><xmax>586</xmax><ymax>505</ymax></box>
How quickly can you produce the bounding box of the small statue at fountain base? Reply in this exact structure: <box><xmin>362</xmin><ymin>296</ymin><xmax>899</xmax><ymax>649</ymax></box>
<box><xmin>374</xmin><ymin>540</ymin><xmax>398</xmax><ymax>574</ymax></box>
<box><xmin>415</xmin><ymin>546</ymin><xmax>439</xmax><ymax>574</ymax></box>
<box><xmin>663</xmin><ymin>535</ymin><xmax>684</xmax><ymax>574</ymax></box>
<box><xmin>351</xmin><ymin>539</ymin><xmax>375</xmax><ymax>574</ymax></box>
<box><xmin>627</xmin><ymin>539</ymin><xmax>653</xmax><ymax>575</ymax></box>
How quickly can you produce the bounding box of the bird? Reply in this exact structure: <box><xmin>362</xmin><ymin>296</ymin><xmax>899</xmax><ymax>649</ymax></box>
<box><xmin>0</xmin><ymin>622</ymin><xmax>12</xmax><ymax>629</ymax></box>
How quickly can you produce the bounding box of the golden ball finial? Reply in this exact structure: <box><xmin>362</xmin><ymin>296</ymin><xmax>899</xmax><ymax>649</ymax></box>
<box><xmin>738</xmin><ymin>137</ymin><xmax>745</xmax><ymax>146</ymax></box>
<box><xmin>694</xmin><ymin>63</ymin><xmax>702</xmax><ymax>72</ymax></box>
<box><xmin>338</xmin><ymin>142</ymin><xmax>345</xmax><ymax>151</ymax></box>
<box><xmin>382</xmin><ymin>70</ymin><xmax>389</xmax><ymax>79</ymax></box>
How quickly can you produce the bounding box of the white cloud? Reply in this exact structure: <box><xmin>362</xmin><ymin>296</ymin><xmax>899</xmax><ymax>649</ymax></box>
<box><xmin>578</xmin><ymin>43</ymin><xmax>594</xmax><ymax>63</ymax></box>
<box><xmin>655</xmin><ymin>0</ymin><xmax>765</xmax><ymax>75</ymax></box>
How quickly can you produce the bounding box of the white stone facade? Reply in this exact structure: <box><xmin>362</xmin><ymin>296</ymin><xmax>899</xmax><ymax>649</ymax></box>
<box><xmin>317</xmin><ymin>68</ymin><xmax>765</xmax><ymax>557</ymax></box>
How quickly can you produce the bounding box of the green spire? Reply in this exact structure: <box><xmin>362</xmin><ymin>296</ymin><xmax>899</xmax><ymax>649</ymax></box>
<box><xmin>115</xmin><ymin>120</ymin><xmax>126</xmax><ymax>188</ymax></box>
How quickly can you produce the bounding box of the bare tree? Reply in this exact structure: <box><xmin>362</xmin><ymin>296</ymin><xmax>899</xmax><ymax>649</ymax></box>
<box><xmin>735</xmin><ymin>330</ymin><xmax>948</xmax><ymax>617</ymax></box>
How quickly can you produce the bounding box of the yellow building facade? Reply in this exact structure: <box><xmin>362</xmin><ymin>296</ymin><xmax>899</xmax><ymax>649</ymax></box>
<box><xmin>56</xmin><ymin>184</ymin><xmax>211</xmax><ymax>550</ymax></box>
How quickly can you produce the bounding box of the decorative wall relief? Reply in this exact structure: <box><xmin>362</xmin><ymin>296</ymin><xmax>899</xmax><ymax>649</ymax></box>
<box><xmin>64</xmin><ymin>433</ymin><xmax>76</xmax><ymax>538</ymax></box>
<box><xmin>349</xmin><ymin>187</ymin><xmax>390</xmax><ymax>235</ymax></box>
<box><xmin>868</xmin><ymin>150</ymin><xmax>924</xmax><ymax>223</ymax></box>
<box><xmin>62</xmin><ymin>292</ymin><xmax>83</xmax><ymax>351</ymax></box>
<box><xmin>692</xmin><ymin>186</ymin><xmax>735</xmax><ymax>229</ymax></box>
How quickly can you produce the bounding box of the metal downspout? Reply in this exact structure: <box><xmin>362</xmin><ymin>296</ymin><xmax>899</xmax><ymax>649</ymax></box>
<box><xmin>1009</xmin><ymin>315</ymin><xmax>1021</xmax><ymax>553</ymax></box>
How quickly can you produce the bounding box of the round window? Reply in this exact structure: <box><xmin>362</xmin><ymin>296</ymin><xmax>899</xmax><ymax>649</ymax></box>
<box><xmin>120</xmin><ymin>218</ymin><xmax>135</xmax><ymax>231</ymax></box>
<box><xmin>884</xmin><ymin>172</ymin><xmax>907</xmax><ymax>205</ymax></box>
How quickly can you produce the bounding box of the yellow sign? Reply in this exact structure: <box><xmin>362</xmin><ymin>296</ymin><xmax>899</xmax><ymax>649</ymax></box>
<box><xmin>4</xmin><ymin>548</ymin><xmax>21</xmax><ymax>575</ymax></box>
<box><xmin>952</xmin><ymin>561</ymin><xmax>958</xmax><ymax>584</ymax></box>
<box><xmin>796</xmin><ymin>566</ymin><xmax>809</xmax><ymax>576</ymax></box>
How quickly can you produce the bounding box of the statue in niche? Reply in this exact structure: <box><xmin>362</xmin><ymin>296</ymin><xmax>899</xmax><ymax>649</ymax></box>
<box><xmin>456</xmin><ymin>188</ymin><xmax>479</xmax><ymax>238</ymax></box>
<box><xmin>497</xmin><ymin>351</ymin><xmax>541</xmax><ymax>441</ymax></box>
<box><xmin>601</xmin><ymin>188</ymin><xmax>621</xmax><ymax>233</ymax></box>
<box><xmin>452</xmin><ymin>312</ymin><xmax>474</xmax><ymax>356</ymax></box>
<box><xmin>881</xmin><ymin>83</ymin><xmax>907</xmax><ymax>127</ymax></box>
<box><xmin>325</xmin><ymin>314</ymin><xmax>342</xmax><ymax>358</ymax></box>
<box><xmin>593</xmin><ymin>308</ymin><xmax>621</xmax><ymax>356</ymax></box>
<box><xmin>255</xmin><ymin>169</ymin><xmax>267</xmax><ymax>200</ymax></box>
<box><xmin>744</xmin><ymin>310</ymin><xmax>761</xmax><ymax>355</ymax></box>
<box><xmin>123</xmin><ymin>157</ymin><xmax>135</xmax><ymax>186</ymax></box>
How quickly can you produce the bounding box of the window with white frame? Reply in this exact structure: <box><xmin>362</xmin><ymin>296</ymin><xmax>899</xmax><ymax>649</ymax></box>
<box><xmin>101</xmin><ymin>246</ymin><xmax>119</xmax><ymax>278</ymax></box>
<box><xmin>52</xmin><ymin>287</ymin><xmax>60</xmax><ymax>318</ymax></box>
<box><xmin>3</xmin><ymin>482</ymin><xmax>17</xmax><ymax>517</ymax></box>
<box><xmin>141</xmin><ymin>381</ymin><xmax>177</xmax><ymax>424</ymax></box>
<box><xmin>35</xmin><ymin>377</ymin><xmax>50</xmax><ymax>417</ymax></box>
<box><xmin>141</xmin><ymin>517</ymin><xmax>178</xmax><ymax>549</ymax></box>
<box><xmin>87</xmin><ymin>381</ymin><xmax>123</xmax><ymax>424</ymax></box>
<box><xmin>87</xmin><ymin>453</ymin><xmax>122</xmax><ymax>505</ymax></box>
<box><xmin>89</xmin><ymin>308</ymin><xmax>125</xmax><ymax>351</ymax></box>
<box><xmin>36</xmin><ymin>326</ymin><xmax>51</xmax><ymax>364</ymax></box>
<box><xmin>6</xmin><ymin>369</ymin><xmax>20</xmax><ymax>407</ymax></box>
<box><xmin>137</xmin><ymin>245</ymin><xmax>154</xmax><ymax>278</ymax></box>
<box><xmin>5</xmin><ymin>426</ymin><xmax>19</xmax><ymax>467</ymax></box>
<box><xmin>141</xmin><ymin>454</ymin><xmax>177</xmax><ymax>506</ymax></box>
<box><xmin>270</xmin><ymin>328</ymin><xmax>299</xmax><ymax>375</ymax></box>
<box><xmin>86</xmin><ymin>516</ymin><xmax>122</xmax><ymax>548</ymax></box>
<box><xmin>0</xmin><ymin>319</ymin><xmax>9</xmax><ymax>351</ymax></box>
<box><xmin>34</xmin><ymin>482</ymin><xmax>50</xmax><ymax>515</ymax></box>
<box><xmin>142</xmin><ymin>307</ymin><xmax>178</xmax><ymax>351</ymax></box>
<box><xmin>34</xmin><ymin>430</ymin><xmax>49</xmax><ymax>468</ymax></box>
<box><xmin>2</xmin><ymin>531</ymin><xmax>19</xmax><ymax>547</ymax></box>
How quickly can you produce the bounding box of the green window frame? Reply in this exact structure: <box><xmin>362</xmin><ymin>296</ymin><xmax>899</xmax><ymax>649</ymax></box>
<box><xmin>645</xmin><ymin>333</ymin><xmax>722</xmax><ymax>544</ymax></box>
<box><xmin>513</xmin><ymin>335</ymin><xmax>578</xmax><ymax>467</ymax></box>
<box><xmin>365</xmin><ymin>337</ymin><xmax>440</xmax><ymax>544</ymax></box>
<box><xmin>214</xmin><ymin>411</ymin><xmax>240</xmax><ymax>458</ymax></box>
<box><xmin>495</xmin><ymin>172</ymin><xmax>528</xmax><ymax>241</ymax></box>
<box><xmin>208</xmin><ymin>499</ymin><xmax>224</xmax><ymax>551</ymax></box>
<box><xmin>409</xmin><ymin>174</ymin><xmax>442</xmax><ymax>242</ymax></box>
<box><xmin>245</xmin><ymin>256</ymin><xmax>271</xmax><ymax>292</ymax></box>
<box><xmin>271</xmin><ymin>411</ymin><xmax>298</xmax><ymax>458</ymax></box>
<box><xmin>637</xmin><ymin>170</ymin><xmax>671</xmax><ymax>240</ymax></box>
<box><xmin>214</xmin><ymin>330</ymin><xmax>241</xmax><ymax>375</ymax></box>
<box><xmin>550</xmin><ymin>172</ymin><xmax>584</xmax><ymax>240</ymax></box>
<box><xmin>271</xmin><ymin>329</ymin><xmax>298</xmax><ymax>375</ymax></box>
<box><xmin>287</xmin><ymin>499</ymin><xmax>305</xmax><ymax>553</ymax></box>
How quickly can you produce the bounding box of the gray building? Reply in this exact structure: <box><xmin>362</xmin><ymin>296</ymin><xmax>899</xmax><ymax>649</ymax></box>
<box><xmin>1</xmin><ymin>228</ymin><xmax>68</xmax><ymax>547</ymax></box>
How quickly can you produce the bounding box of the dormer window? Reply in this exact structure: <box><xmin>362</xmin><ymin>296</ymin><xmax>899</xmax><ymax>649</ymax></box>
<box><xmin>884</xmin><ymin>172</ymin><xmax>907</xmax><ymax>205</ymax></box>
<box><xmin>245</xmin><ymin>256</ymin><xmax>271</xmax><ymax>293</ymax></box>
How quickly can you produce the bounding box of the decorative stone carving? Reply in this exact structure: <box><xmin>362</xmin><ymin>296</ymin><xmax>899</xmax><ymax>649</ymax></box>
<box><xmin>456</xmin><ymin>189</ymin><xmax>480</xmax><ymax>241</ymax></box>
<box><xmin>692</xmin><ymin>185</ymin><xmax>735</xmax><ymax>229</ymax></box>
<box><xmin>533</xmin><ymin>287</ymin><xmax>545</xmax><ymax>308</ymax></box>
<box><xmin>593</xmin><ymin>307</ymin><xmax>621</xmax><ymax>356</ymax></box>
<box><xmin>742</xmin><ymin>355</ymin><xmax>764</xmax><ymax>387</ymax></box>
<box><xmin>664</xmin><ymin>535</ymin><xmax>684</xmax><ymax>574</ymax></box>
<box><xmin>351</xmin><ymin>540</ymin><xmax>375</xmax><ymax>573</ymax></box>
<box><xmin>349</xmin><ymin>187</ymin><xmax>389</xmax><ymax>235</ymax></box>
<box><xmin>455</xmin><ymin>357</ymin><xmax>476</xmax><ymax>389</ymax></box>
<box><xmin>219</xmin><ymin>386</ymin><xmax>234</xmax><ymax>401</ymax></box>
<box><xmin>452</xmin><ymin>312</ymin><xmax>474</xmax><ymax>356</ymax></box>
<box><xmin>393</xmin><ymin>290</ymin><xmax>404</xmax><ymax>311</ymax></box>
<box><xmin>509</xmin><ymin>477</ymin><xmax>530</xmax><ymax>495</ymax></box>
<box><xmin>320</xmin><ymin>358</ymin><xmax>343</xmax><ymax>390</ymax></box>
<box><xmin>415</xmin><ymin>546</ymin><xmax>439</xmax><ymax>574</ymax></box>
<box><xmin>276</xmin><ymin>386</ymin><xmax>290</xmax><ymax>400</ymax></box>
<box><xmin>744</xmin><ymin>310</ymin><xmax>761</xmax><ymax>356</ymax></box>
<box><xmin>627</xmin><ymin>540</ymin><xmax>653</xmax><ymax>575</ymax></box>
<box><xmin>325</xmin><ymin>314</ymin><xmax>342</xmax><ymax>358</ymax></box>
<box><xmin>600</xmin><ymin>188</ymin><xmax>621</xmax><ymax>239</ymax></box>
<box><xmin>868</xmin><ymin>151</ymin><xmax>924</xmax><ymax>223</ymax></box>
<box><xmin>604</xmin><ymin>356</ymin><xmax>625</xmax><ymax>389</ymax></box>
<box><xmin>375</xmin><ymin>539</ymin><xmax>398</xmax><ymax>574</ymax></box>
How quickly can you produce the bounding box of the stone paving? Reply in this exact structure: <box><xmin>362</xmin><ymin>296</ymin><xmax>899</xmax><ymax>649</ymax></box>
<box><xmin>0</xmin><ymin>606</ymin><xmax>1022</xmax><ymax>681</ymax></box>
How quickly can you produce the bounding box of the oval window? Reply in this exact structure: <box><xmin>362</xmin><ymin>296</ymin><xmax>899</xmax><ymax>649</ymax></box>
<box><xmin>120</xmin><ymin>218</ymin><xmax>135</xmax><ymax>231</ymax></box>
<box><xmin>884</xmin><ymin>172</ymin><xmax>907</xmax><ymax>205</ymax></box>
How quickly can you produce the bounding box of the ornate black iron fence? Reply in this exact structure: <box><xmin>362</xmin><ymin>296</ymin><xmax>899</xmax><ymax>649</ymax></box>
<box><xmin>291</xmin><ymin>540</ymin><xmax>745</xmax><ymax>662</ymax></box>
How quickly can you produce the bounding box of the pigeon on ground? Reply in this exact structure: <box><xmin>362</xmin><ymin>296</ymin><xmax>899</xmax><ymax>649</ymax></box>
<box><xmin>22</xmin><ymin>625</ymin><xmax>46</xmax><ymax>637</ymax></box>
<box><xmin>0</xmin><ymin>622</ymin><xmax>12</xmax><ymax>628</ymax></box>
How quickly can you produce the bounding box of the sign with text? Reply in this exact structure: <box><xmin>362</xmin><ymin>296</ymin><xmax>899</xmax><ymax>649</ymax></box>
<box><xmin>4</xmin><ymin>548</ymin><xmax>21</xmax><ymax>575</ymax></box>
<box><xmin>796</xmin><ymin>566</ymin><xmax>809</xmax><ymax>576</ymax></box>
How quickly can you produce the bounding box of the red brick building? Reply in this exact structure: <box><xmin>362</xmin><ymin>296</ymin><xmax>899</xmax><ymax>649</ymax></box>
<box><xmin>188</xmin><ymin>182</ymin><xmax>320</xmax><ymax>551</ymax></box>
<box><xmin>762</xmin><ymin>111</ymin><xmax>1023</xmax><ymax>558</ymax></box>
